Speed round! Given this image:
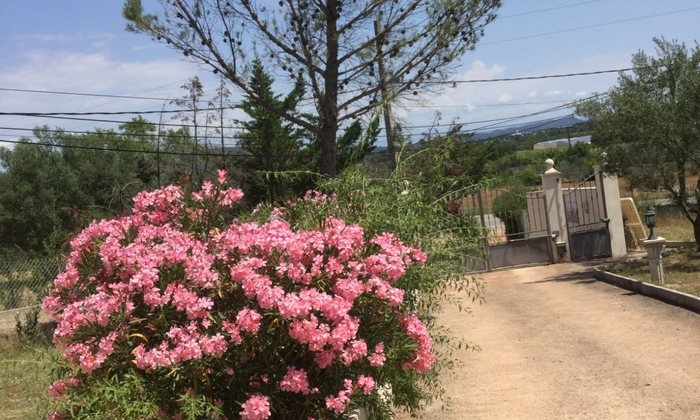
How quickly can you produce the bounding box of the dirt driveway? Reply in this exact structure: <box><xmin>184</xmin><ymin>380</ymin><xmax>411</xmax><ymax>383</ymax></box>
<box><xmin>395</xmin><ymin>262</ymin><xmax>700</xmax><ymax>420</ymax></box>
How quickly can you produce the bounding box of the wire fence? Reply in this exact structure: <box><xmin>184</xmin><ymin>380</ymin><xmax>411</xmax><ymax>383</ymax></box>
<box><xmin>0</xmin><ymin>257</ymin><xmax>63</xmax><ymax>311</ymax></box>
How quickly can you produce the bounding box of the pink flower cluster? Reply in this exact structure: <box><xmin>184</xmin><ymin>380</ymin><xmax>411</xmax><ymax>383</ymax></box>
<box><xmin>279</xmin><ymin>366</ymin><xmax>318</xmax><ymax>395</ymax></box>
<box><xmin>240</xmin><ymin>395</ymin><xmax>271</xmax><ymax>420</ymax></box>
<box><xmin>400</xmin><ymin>314</ymin><xmax>435</xmax><ymax>372</ymax></box>
<box><xmin>325</xmin><ymin>379</ymin><xmax>355</xmax><ymax>413</ymax></box>
<box><xmin>43</xmin><ymin>172</ymin><xmax>433</xmax><ymax>418</ymax></box>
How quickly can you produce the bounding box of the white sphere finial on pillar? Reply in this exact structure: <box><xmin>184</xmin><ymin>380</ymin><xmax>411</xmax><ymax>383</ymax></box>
<box><xmin>545</xmin><ymin>158</ymin><xmax>554</xmax><ymax>172</ymax></box>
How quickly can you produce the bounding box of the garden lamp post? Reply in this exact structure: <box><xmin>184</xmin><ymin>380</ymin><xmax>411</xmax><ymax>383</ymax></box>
<box><xmin>644</xmin><ymin>205</ymin><xmax>657</xmax><ymax>240</ymax></box>
<box><xmin>642</xmin><ymin>205</ymin><xmax>664</xmax><ymax>284</ymax></box>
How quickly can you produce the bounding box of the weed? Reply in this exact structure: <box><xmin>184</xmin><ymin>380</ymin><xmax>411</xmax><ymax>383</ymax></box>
<box><xmin>15</xmin><ymin>306</ymin><xmax>40</xmax><ymax>343</ymax></box>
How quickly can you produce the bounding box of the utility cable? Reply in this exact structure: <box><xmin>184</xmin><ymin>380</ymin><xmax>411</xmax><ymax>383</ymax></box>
<box><xmin>482</xmin><ymin>7</ymin><xmax>700</xmax><ymax>46</ymax></box>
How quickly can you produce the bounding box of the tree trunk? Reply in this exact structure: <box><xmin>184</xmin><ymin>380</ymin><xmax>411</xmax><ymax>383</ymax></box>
<box><xmin>319</xmin><ymin>0</ymin><xmax>339</xmax><ymax>178</ymax></box>
<box><xmin>319</xmin><ymin>121</ymin><xmax>338</xmax><ymax>178</ymax></box>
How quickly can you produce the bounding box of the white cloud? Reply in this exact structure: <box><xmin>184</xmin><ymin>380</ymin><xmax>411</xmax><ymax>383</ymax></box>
<box><xmin>575</xmin><ymin>91</ymin><xmax>588</xmax><ymax>97</ymax></box>
<box><xmin>545</xmin><ymin>90</ymin><xmax>563</xmax><ymax>97</ymax></box>
<box><xmin>527</xmin><ymin>91</ymin><xmax>538</xmax><ymax>98</ymax></box>
<box><xmin>497</xmin><ymin>94</ymin><xmax>513</xmax><ymax>103</ymax></box>
<box><xmin>12</xmin><ymin>32</ymin><xmax>114</xmax><ymax>45</ymax></box>
<box><xmin>0</xmin><ymin>50</ymin><xmax>196</xmax><ymax>94</ymax></box>
<box><xmin>0</xmin><ymin>49</ymin><xmax>235</xmax><ymax>138</ymax></box>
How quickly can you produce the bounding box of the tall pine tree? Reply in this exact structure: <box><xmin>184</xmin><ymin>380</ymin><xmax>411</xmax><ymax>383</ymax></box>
<box><xmin>237</xmin><ymin>60</ymin><xmax>309</xmax><ymax>203</ymax></box>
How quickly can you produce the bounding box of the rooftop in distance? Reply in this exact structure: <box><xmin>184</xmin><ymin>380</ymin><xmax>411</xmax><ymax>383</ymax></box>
<box><xmin>533</xmin><ymin>135</ymin><xmax>591</xmax><ymax>150</ymax></box>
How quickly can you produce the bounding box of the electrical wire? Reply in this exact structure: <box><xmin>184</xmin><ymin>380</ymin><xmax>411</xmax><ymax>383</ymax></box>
<box><xmin>0</xmin><ymin>65</ymin><xmax>641</xmax><ymax>101</ymax></box>
<box><xmin>0</xmin><ymin>137</ymin><xmax>311</xmax><ymax>159</ymax></box>
<box><xmin>498</xmin><ymin>1</ymin><xmax>604</xmax><ymax>19</ymax></box>
<box><xmin>0</xmin><ymin>87</ymin><xmax>171</xmax><ymax>102</ymax></box>
<box><xmin>481</xmin><ymin>7</ymin><xmax>700</xmax><ymax>46</ymax></box>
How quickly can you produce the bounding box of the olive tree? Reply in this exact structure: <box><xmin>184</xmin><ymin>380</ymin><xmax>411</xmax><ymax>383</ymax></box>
<box><xmin>123</xmin><ymin>0</ymin><xmax>501</xmax><ymax>177</ymax></box>
<box><xmin>576</xmin><ymin>38</ymin><xmax>700</xmax><ymax>248</ymax></box>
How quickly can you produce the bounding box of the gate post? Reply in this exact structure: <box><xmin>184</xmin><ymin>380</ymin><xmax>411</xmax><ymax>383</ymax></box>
<box><xmin>594</xmin><ymin>166</ymin><xmax>627</xmax><ymax>258</ymax></box>
<box><xmin>542</xmin><ymin>159</ymin><xmax>569</xmax><ymax>259</ymax></box>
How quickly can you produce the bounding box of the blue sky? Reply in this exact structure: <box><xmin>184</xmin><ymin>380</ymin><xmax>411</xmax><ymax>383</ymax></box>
<box><xmin>1</xmin><ymin>1</ymin><xmax>699</xmax><ymax>147</ymax></box>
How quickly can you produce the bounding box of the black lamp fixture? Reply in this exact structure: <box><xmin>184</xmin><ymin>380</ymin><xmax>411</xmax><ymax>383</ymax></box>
<box><xmin>644</xmin><ymin>205</ymin><xmax>657</xmax><ymax>240</ymax></box>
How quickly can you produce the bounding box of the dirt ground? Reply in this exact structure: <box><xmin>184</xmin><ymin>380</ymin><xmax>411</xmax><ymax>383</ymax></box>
<box><xmin>395</xmin><ymin>262</ymin><xmax>700</xmax><ymax>420</ymax></box>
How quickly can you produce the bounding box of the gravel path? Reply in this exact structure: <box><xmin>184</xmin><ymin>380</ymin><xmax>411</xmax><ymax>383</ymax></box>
<box><xmin>395</xmin><ymin>262</ymin><xmax>700</xmax><ymax>420</ymax></box>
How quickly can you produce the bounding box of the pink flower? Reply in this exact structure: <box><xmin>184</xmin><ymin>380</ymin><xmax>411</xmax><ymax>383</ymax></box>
<box><xmin>368</xmin><ymin>343</ymin><xmax>386</xmax><ymax>367</ymax></box>
<box><xmin>280</xmin><ymin>366</ymin><xmax>314</xmax><ymax>394</ymax></box>
<box><xmin>44</xmin><ymin>183</ymin><xmax>432</xmax><ymax>418</ymax></box>
<box><xmin>48</xmin><ymin>380</ymin><xmax>68</xmax><ymax>398</ymax></box>
<box><xmin>400</xmin><ymin>314</ymin><xmax>435</xmax><ymax>372</ymax></box>
<box><xmin>324</xmin><ymin>379</ymin><xmax>354</xmax><ymax>414</ymax></box>
<box><xmin>240</xmin><ymin>395</ymin><xmax>271</xmax><ymax>420</ymax></box>
<box><xmin>236</xmin><ymin>307</ymin><xmax>262</xmax><ymax>333</ymax></box>
<box><xmin>217</xmin><ymin>169</ymin><xmax>227</xmax><ymax>184</ymax></box>
<box><xmin>356</xmin><ymin>375</ymin><xmax>375</xmax><ymax>395</ymax></box>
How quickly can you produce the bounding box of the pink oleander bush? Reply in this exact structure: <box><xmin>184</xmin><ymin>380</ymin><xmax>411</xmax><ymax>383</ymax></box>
<box><xmin>43</xmin><ymin>170</ymin><xmax>435</xmax><ymax>420</ymax></box>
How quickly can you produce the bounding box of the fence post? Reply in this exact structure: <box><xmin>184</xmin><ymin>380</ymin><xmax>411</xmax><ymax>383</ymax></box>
<box><xmin>477</xmin><ymin>189</ymin><xmax>492</xmax><ymax>272</ymax></box>
<box><xmin>542</xmin><ymin>159</ymin><xmax>569</xmax><ymax>259</ymax></box>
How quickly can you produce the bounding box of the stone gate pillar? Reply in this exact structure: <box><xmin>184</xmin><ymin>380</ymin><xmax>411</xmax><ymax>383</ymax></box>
<box><xmin>542</xmin><ymin>159</ymin><xmax>569</xmax><ymax>259</ymax></box>
<box><xmin>594</xmin><ymin>165</ymin><xmax>627</xmax><ymax>258</ymax></box>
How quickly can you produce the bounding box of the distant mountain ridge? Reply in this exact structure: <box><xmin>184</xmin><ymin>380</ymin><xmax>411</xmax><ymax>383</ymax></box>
<box><xmin>470</xmin><ymin>116</ymin><xmax>586</xmax><ymax>141</ymax></box>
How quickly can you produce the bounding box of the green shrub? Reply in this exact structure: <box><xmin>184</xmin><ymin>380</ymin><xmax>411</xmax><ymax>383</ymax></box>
<box><xmin>492</xmin><ymin>190</ymin><xmax>528</xmax><ymax>240</ymax></box>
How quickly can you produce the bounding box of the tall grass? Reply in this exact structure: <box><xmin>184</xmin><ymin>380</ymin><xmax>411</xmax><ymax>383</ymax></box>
<box><xmin>0</xmin><ymin>337</ymin><xmax>57</xmax><ymax>419</ymax></box>
<box><xmin>654</xmin><ymin>212</ymin><xmax>695</xmax><ymax>242</ymax></box>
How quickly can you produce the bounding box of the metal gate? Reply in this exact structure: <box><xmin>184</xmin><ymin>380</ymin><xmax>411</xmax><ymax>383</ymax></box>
<box><xmin>563</xmin><ymin>172</ymin><xmax>612</xmax><ymax>261</ymax></box>
<box><xmin>461</xmin><ymin>187</ymin><xmax>554</xmax><ymax>271</ymax></box>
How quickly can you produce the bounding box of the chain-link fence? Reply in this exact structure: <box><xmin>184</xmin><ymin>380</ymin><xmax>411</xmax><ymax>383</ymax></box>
<box><xmin>0</xmin><ymin>257</ymin><xmax>63</xmax><ymax>311</ymax></box>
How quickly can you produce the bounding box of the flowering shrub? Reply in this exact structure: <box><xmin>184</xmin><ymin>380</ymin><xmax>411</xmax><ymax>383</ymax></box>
<box><xmin>44</xmin><ymin>171</ymin><xmax>433</xmax><ymax>419</ymax></box>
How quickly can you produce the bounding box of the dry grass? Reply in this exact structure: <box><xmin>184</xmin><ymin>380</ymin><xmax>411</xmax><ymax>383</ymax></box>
<box><xmin>608</xmin><ymin>202</ymin><xmax>700</xmax><ymax>296</ymax></box>
<box><xmin>654</xmin><ymin>212</ymin><xmax>695</xmax><ymax>242</ymax></box>
<box><xmin>608</xmin><ymin>247</ymin><xmax>700</xmax><ymax>297</ymax></box>
<box><xmin>0</xmin><ymin>336</ymin><xmax>56</xmax><ymax>419</ymax></box>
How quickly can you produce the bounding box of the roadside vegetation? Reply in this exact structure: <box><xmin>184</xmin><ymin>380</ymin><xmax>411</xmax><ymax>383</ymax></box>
<box><xmin>608</xmin><ymin>247</ymin><xmax>700</xmax><ymax>297</ymax></box>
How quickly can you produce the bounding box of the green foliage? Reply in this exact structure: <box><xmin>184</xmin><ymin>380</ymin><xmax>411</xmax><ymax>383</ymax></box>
<box><xmin>236</xmin><ymin>60</ymin><xmax>313</xmax><ymax>203</ymax></box>
<box><xmin>235</xmin><ymin>60</ymin><xmax>378</xmax><ymax>205</ymax></box>
<box><xmin>15</xmin><ymin>307</ymin><xmax>40</xmax><ymax>343</ymax></box>
<box><xmin>576</xmin><ymin>37</ymin><xmax>700</xmax><ymax>246</ymax></box>
<box><xmin>51</xmin><ymin>370</ymin><xmax>163</xmax><ymax>419</ymax></box>
<box><xmin>513</xmin><ymin>167</ymin><xmax>541</xmax><ymax>187</ymax></box>
<box><xmin>491</xmin><ymin>189</ymin><xmax>528</xmax><ymax>240</ymax></box>
<box><xmin>408</xmin><ymin>127</ymin><xmax>494</xmax><ymax>187</ymax></box>
<box><xmin>254</xmin><ymin>140</ymin><xmax>486</xmax><ymax>413</ymax></box>
<box><xmin>490</xmin><ymin>141</ymin><xmax>596</xmax><ymax>180</ymax></box>
<box><xmin>0</xmin><ymin>118</ymin><xmax>203</xmax><ymax>254</ymax></box>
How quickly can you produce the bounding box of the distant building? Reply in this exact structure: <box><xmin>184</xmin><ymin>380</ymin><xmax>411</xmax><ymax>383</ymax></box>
<box><xmin>533</xmin><ymin>135</ymin><xmax>591</xmax><ymax>150</ymax></box>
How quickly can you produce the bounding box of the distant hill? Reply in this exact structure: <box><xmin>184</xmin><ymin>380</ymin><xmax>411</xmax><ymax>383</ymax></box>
<box><xmin>471</xmin><ymin>116</ymin><xmax>586</xmax><ymax>141</ymax></box>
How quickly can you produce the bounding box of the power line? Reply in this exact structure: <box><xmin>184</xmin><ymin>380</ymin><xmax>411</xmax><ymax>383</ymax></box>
<box><xmin>424</xmin><ymin>68</ymin><xmax>632</xmax><ymax>85</ymax></box>
<box><xmin>0</xmin><ymin>137</ymin><xmax>317</xmax><ymax>159</ymax></box>
<box><xmin>482</xmin><ymin>7</ymin><xmax>700</xmax><ymax>46</ymax></box>
<box><xmin>0</xmin><ymin>65</ymin><xmax>640</xmax><ymax>104</ymax></box>
<box><xmin>402</xmin><ymin>99</ymin><xmax>587</xmax><ymax>108</ymax></box>
<box><xmin>0</xmin><ymin>93</ymin><xmax>588</xmax><ymax>141</ymax></box>
<box><xmin>0</xmin><ymin>110</ymin><xmax>185</xmax><ymax>117</ymax></box>
<box><xmin>498</xmin><ymin>1</ymin><xmax>604</xmax><ymax>19</ymax></box>
<box><xmin>0</xmin><ymin>87</ymin><xmax>172</xmax><ymax>102</ymax></box>
<box><xmin>0</xmin><ymin>104</ymin><xmax>574</xmax><ymax>138</ymax></box>
<box><xmin>477</xmin><ymin>114</ymin><xmax>577</xmax><ymax>137</ymax></box>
